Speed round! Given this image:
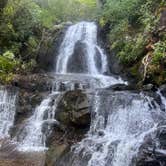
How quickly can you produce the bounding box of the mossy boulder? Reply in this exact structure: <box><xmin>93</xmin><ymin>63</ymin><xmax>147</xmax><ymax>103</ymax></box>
<box><xmin>56</xmin><ymin>90</ymin><xmax>91</xmax><ymax>128</ymax></box>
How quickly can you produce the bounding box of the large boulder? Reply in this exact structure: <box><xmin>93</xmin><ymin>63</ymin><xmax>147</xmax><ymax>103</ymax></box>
<box><xmin>56</xmin><ymin>90</ymin><xmax>91</xmax><ymax>128</ymax></box>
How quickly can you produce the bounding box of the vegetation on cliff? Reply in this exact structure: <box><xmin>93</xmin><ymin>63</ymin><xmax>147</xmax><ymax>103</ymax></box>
<box><xmin>100</xmin><ymin>0</ymin><xmax>166</xmax><ymax>85</ymax></box>
<box><xmin>0</xmin><ymin>0</ymin><xmax>98</xmax><ymax>83</ymax></box>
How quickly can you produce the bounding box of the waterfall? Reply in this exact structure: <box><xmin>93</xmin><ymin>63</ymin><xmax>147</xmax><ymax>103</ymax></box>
<box><xmin>2</xmin><ymin>21</ymin><xmax>164</xmax><ymax>166</ymax></box>
<box><xmin>17</xmin><ymin>92</ymin><xmax>62</xmax><ymax>151</ymax></box>
<box><xmin>15</xmin><ymin>21</ymin><xmax>125</xmax><ymax>152</ymax></box>
<box><xmin>0</xmin><ymin>86</ymin><xmax>17</xmax><ymax>138</ymax></box>
<box><xmin>57</xmin><ymin>92</ymin><xmax>166</xmax><ymax>166</ymax></box>
<box><xmin>56</xmin><ymin>22</ymin><xmax>108</xmax><ymax>75</ymax></box>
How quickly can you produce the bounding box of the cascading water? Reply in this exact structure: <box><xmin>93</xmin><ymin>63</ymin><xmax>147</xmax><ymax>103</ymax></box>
<box><xmin>16</xmin><ymin>92</ymin><xmax>62</xmax><ymax>151</ymax></box>
<box><xmin>55</xmin><ymin>21</ymin><xmax>125</xmax><ymax>88</ymax></box>
<box><xmin>57</xmin><ymin>92</ymin><xmax>166</xmax><ymax>166</ymax></box>
<box><xmin>56</xmin><ymin>22</ymin><xmax>107</xmax><ymax>75</ymax></box>
<box><xmin>0</xmin><ymin>86</ymin><xmax>17</xmax><ymax>138</ymax></box>
<box><xmin>0</xmin><ymin>20</ymin><xmax>163</xmax><ymax>166</ymax></box>
<box><xmin>16</xmin><ymin>21</ymin><xmax>124</xmax><ymax>152</ymax></box>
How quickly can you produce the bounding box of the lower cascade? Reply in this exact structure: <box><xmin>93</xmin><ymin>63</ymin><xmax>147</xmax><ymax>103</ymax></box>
<box><xmin>57</xmin><ymin>92</ymin><xmax>166</xmax><ymax>166</ymax></box>
<box><xmin>16</xmin><ymin>93</ymin><xmax>62</xmax><ymax>151</ymax></box>
<box><xmin>0</xmin><ymin>21</ymin><xmax>166</xmax><ymax>166</ymax></box>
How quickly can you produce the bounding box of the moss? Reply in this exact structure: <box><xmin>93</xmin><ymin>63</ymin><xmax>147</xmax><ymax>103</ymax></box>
<box><xmin>0</xmin><ymin>51</ymin><xmax>20</xmax><ymax>84</ymax></box>
<box><xmin>147</xmin><ymin>64</ymin><xmax>166</xmax><ymax>85</ymax></box>
<box><xmin>129</xmin><ymin>61</ymin><xmax>143</xmax><ymax>82</ymax></box>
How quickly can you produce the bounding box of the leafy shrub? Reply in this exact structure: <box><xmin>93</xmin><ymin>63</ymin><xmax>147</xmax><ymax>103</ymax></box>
<box><xmin>117</xmin><ymin>34</ymin><xmax>147</xmax><ymax>64</ymax></box>
<box><xmin>101</xmin><ymin>0</ymin><xmax>164</xmax><ymax>65</ymax></box>
<box><xmin>0</xmin><ymin>51</ymin><xmax>20</xmax><ymax>72</ymax></box>
<box><xmin>152</xmin><ymin>41</ymin><xmax>166</xmax><ymax>64</ymax></box>
<box><xmin>0</xmin><ymin>51</ymin><xmax>20</xmax><ymax>83</ymax></box>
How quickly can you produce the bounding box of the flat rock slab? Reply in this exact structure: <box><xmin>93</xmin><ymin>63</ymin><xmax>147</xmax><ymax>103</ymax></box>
<box><xmin>0</xmin><ymin>139</ymin><xmax>46</xmax><ymax>166</ymax></box>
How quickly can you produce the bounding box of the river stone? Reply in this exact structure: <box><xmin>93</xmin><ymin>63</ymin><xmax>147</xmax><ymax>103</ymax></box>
<box><xmin>142</xmin><ymin>84</ymin><xmax>155</xmax><ymax>91</ymax></box>
<box><xmin>105</xmin><ymin>83</ymin><xmax>138</xmax><ymax>91</ymax></box>
<box><xmin>56</xmin><ymin>90</ymin><xmax>90</xmax><ymax>128</ymax></box>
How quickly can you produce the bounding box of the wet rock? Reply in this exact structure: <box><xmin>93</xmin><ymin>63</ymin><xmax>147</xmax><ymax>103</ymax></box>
<box><xmin>37</xmin><ymin>25</ymin><xmax>65</xmax><ymax>71</ymax></box>
<box><xmin>67</xmin><ymin>41</ymin><xmax>88</xmax><ymax>73</ymax></box>
<box><xmin>142</xmin><ymin>84</ymin><xmax>156</xmax><ymax>91</ymax></box>
<box><xmin>11</xmin><ymin>73</ymin><xmax>53</xmax><ymax>137</ymax></box>
<box><xmin>12</xmin><ymin>73</ymin><xmax>54</xmax><ymax>92</ymax></box>
<box><xmin>136</xmin><ymin>127</ymin><xmax>166</xmax><ymax>166</ymax></box>
<box><xmin>56</xmin><ymin>90</ymin><xmax>91</xmax><ymax>128</ymax></box>
<box><xmin>106</xmin><ymin>83</ymin><xmax>138</xmax><ymax>91</ymax></box>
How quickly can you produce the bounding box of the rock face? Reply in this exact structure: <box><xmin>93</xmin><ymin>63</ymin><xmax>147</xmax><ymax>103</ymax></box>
<box><xmin>6</xmin><ymin>73</ymin><xmax>91</xmax><ymax>166</ymax></box>
<box><xmin>46</xmin><ymin>90</ymin><xmax>91</xmax><ymax>166</ymax></box>
<box><xmin>56</xmin><ymin>90</ymin><xmax>91</xmax><ymax>128</ymax></box>
<box><xmin>37</xmin><ymin>24</ymin><xmax>66</xmax><ymax>71</ymax></box>
<box><xmin>136</xmin><ymin>127</ymin><xmax>166</xmax><ymax>166</ymax></box>
<box><xmin>12</xmin><ymin>74</ymin><xmax>54</xmax><ymax>112</ymax></box>
<box><xmin>106</xmin><ymin>83</ymin><xmax>138</xmax><ymax>91</ymax></box>
<box><xmin>12</xmin><ymin>73</ymin><xmax>54</xmax><ymax>92</ymax></box>
<box><xmin>11</xmin><ymin>73</ymin><xmax>54</xmax><ymax>133</ymax></box>
<box><xmin>67</xmin><ymin>41</ymin><xmax>88</xmax><ymax>73</ymax></box>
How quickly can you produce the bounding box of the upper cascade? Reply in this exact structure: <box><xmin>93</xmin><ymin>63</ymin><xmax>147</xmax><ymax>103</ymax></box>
<box><xmin>56</xmin><ymin>22</ymin><xmax>108</xmax><ymax>75</ymax></box>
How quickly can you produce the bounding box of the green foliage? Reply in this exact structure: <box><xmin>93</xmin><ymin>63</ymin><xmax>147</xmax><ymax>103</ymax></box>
<box><xmin>0</xmin><ymin>0</ymin><xmax>98</xmax><ymax>56</ymax></box>
<box><xmin>117</xmin><ymin>34</ymin><xmax>147</xmax><ymax>64</ymax></box>
<box><xmin>0</xmin><ymin>51</ymin><xmax>19</xmax><ymax>72</ymax></box>
<box><xmin>152</xmin><ymin>41</ymin><xmax>166</xmax><ymax>64</ymax></box>
<box><xmin>100</xmin><ymin>0</ymin><xmax>166</xmax><ymax>84</ymax></box>
<box><xmin>139</xmin><ymin>0</ymin><xmax>162</xmax><ymax>32</ymax></box>
<box><xmin>0</xmin><ymin>0</ymin><xmax>99</xmax><ymax>83</ymax></box>
<box><xmin>0</xmin><ymin>51</ymin><xmax>20</xmax><ymax>83</ymax></box>
<box><xmin>43</xmin><ymin>0</ymin><xmax>98</xmax><ymax>22</ymax></box>
<box><xmin>0</xmin><ymin>0</ymin><xmax>41</xmax><ymax>54</ymax></box>
<box><xmin>100</xmin><ymin>0</ymin><xmax>164</xmax><ymax>64</ymax></box>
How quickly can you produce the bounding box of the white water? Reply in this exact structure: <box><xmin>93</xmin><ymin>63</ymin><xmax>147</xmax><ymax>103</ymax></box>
<box><xmin>56</xmin><ymin>22</ymin><xmax>108</xmax><ymax>75</ymax></box>
<box><xmin>16</xmin><ymin>22</ymin><xmax>125</xmax><ymax>152</ymax></box>
<box><xmin>0</xmin><ymin>87</ymin><xmax>17</xmax><ymax>138</ymax></box>
<box><xmin>67</xmin><ymin>92</ymin><xmax>165</xmax><ymax>166</ymax></box>
<box><xmin>55</xmin><ymin>21</ymin><xmax>125</xmax><ymax>88</ymax></box>
<box><xmin>17</xmin><ymin>93</ymin><xmax>61</xmax><ymax>151</ymax></box>
<box><xmin>4</xmin><ymin>21</ymin><xmax>165</xmax><ymax>166</ymax></box>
